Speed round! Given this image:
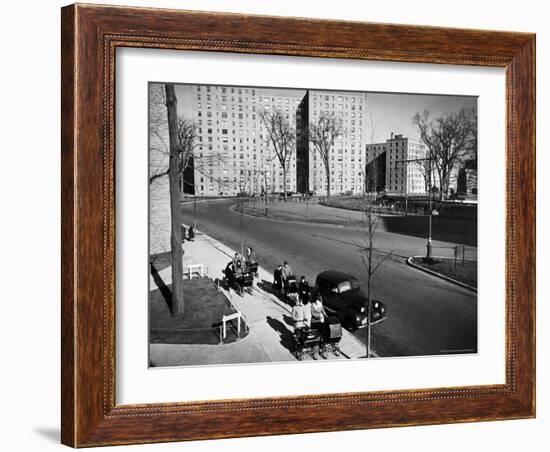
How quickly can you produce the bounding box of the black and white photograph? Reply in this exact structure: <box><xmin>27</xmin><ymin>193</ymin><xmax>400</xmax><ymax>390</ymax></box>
<box><xmin>148</xmin><ymin>82</ymin><xmax>478</xmax><ymax>367</ymax></box>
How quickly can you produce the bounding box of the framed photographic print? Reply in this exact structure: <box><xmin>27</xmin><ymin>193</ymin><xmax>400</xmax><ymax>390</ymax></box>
<box><xmin>61</xmin><ymin>3</ymin><xmax>536</xmax><ymax>447</ymax></box>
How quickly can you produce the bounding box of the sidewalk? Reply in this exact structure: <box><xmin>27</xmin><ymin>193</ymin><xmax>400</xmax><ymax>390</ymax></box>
<box><xmin>149</xmin><ymin>229</ymin><xmax>368</xmax><ymax>367</ymax></box>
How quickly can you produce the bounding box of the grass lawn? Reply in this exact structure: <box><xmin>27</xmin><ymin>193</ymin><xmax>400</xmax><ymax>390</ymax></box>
<box><xmin>411</xmin><ymin>257</ymin><xmax>477</xmax><ymax>288</ymax></box>
<box><xmin>149</xmin><ymin>276</ymin><xmax>247</xmax><ymax>345</ymax></box>
<box><xmin>321</xmin><ymin>196</ymin><xmax>397</xmax><ymax>214</ymax></box>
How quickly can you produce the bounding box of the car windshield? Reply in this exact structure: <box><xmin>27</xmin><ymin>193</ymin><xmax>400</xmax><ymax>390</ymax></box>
<box><xmin>338</xmin><ymin>279</ymin><xmax>360</xmax><ymax>293</ymax></box>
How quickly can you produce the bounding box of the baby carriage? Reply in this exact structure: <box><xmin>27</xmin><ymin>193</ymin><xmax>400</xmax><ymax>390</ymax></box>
<box><xmin>237</xmin><ymin>270</ymin><xmax>254</xmax><ymax>296</ymax></box>
<box><xmin>285</xmin><ymin>275</ymin><xmax>298</xmax><ymax>303</ymax></box>
<box><xmin>245</xmin><ymin>260</ymin><xmax>259</xmax><ymax>278</ymax></box>
<box><xmin>318</xmin><ymin>316</ymin><xmax>343</xmax><ymax>359</ymax></box>
<box><xmin>294</xmin><ymin>326</ymin><xmax>322</xmax><ymax>361</ymax></box>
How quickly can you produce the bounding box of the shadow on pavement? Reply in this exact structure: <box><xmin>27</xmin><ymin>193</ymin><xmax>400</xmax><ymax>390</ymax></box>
<box><xmin>150</xmin><ymin>262</ymin><xmax>173</xmax><ymax>311</ymax></box>
<box><xmin>257</xmin><ymin>279</ymin><xmax>292</xmax><ymax>307</ymax></box>
<box><xmin>149</xmin><ymin>251</ymin><xmax>172</xmax><ymax>271</ymax></box>
<box><xmin>266</xmin><ymin>315</ymin><xmax>295</xmax><ymax>354</ymax></box>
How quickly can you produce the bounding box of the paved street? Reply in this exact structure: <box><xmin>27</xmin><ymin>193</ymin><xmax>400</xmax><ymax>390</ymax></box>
<box><xmin>182</xmin><ymin>199</ymin><xmax>477</xmax><ymax>357</ymax></box>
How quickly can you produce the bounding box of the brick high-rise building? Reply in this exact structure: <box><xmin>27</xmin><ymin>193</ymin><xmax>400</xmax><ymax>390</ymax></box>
<box><xmin>154</xmin><ymin>84</ymin><xmax>373</xmax><ymax>199</ymax></box>
<box><xmin>190</xmin><ymin>85</ymin><xmax>304</xmax><ymax>196</ymax></box>
<box><xmin>296</xmin><ymin>90</ymin><xmax>368</xmax><ymax>195</ymax></box>
<box><xmin>365</xmin><ymin>133</ymin><xmax>427</xmax><ymax>195</ymax></box>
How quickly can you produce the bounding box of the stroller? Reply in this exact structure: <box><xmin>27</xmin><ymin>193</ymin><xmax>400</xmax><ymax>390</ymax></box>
<box><xmin>247</xmin><ymin>261</ymin><xmax>259</xmax><ymax>278</ymax></box>
<box><xmin>236</xmin><ymin>269</ymin><xmax>254</xmax><ymax>296</ymax></box>
<box><xmin>285</xmin><ymin>275</ymin><xmax>298</xmax><ymax>304</ymax></box>
<box><xmin>317</xmin><ymin>316</ymin><xmax>343</xmax><ymax>359</ymax></box>
<box><xmin>294</xmin><ymin>326</ymin><xmax>322</xmax><ymax>360</ymax></box>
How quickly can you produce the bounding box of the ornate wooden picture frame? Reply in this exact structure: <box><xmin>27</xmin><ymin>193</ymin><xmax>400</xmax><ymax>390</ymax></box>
<box><xmin>61</xmin><ymin>3</ymin><xmax>535</xmax><ymax>447</ymax></box>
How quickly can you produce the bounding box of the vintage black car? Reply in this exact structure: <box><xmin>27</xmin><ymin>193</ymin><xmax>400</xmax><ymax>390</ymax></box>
<box><xmin>314</xmin><ymin>270</ymin><xmax>387</xmax><ymax>329</ymax></box>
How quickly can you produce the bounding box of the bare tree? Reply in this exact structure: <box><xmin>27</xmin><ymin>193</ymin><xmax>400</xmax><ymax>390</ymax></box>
<box><xmin>149</xmin><ymin>116</ymin><xmax>199</xmax><ymax>184</ymax></box>
<box><xmin>364</xmin><ymin>103</ymin><xmax>383</xmax><ymax>196</ymax></box>
<box><xmin>163</xmin><ymin>84</ymin><xmax>186</xmax><ymax>315</ymax></box>
<box><xmin>359</xmin><ymin>104</ymin><xmax>391</xmax><ymax>357</ymax></box>
<box><xmin>413</xmin><ymin>108</ymin><xmax>477</xmax><ymax>200</ymax></box>
<box><xmin>259</xmin><ymin>107</ymin><xmax>296</xmax><ymax>201</ymax></box>
<box><xmin>465</xmin><ymin>107</ymin><xmax>478</xmax><ymax>162</ymax></box>
<box><xmin>414</xmin><ymin>157</ymin><xmax>433</xmax><ymax>195</ymax></box>
<box><xmin>309</xmin><ymin>112</ymin><xmax>344</xmax><ymax>200</ymax></box>
<box><xmin>357</xmin><ymin>201</ymin><xmax>393</xmax><ymax>358</ymax></box>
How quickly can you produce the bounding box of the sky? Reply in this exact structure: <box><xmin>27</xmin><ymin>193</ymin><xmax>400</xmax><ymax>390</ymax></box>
<box><xmin>364</xmin><ymin>92</ymin><xmax>476</xmax><ymax>142</ymax></box>
<box><xmin>170</xmin><ymin>83</ymin><xmax>476</xmax><ymax>144</ymax></box>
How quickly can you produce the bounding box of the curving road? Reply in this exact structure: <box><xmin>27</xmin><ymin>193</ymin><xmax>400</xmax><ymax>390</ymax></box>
<box><xmin>182</xmin><ymin>199</ymin><xmax>477</xmax><ymax>357</ymax></box>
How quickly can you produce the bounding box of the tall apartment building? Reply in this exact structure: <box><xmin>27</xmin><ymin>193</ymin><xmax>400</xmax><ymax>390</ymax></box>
<box><xmin>189</xmin><ymin>85</ymin><xmax>304</xmax><ymax>196</ymax></box>
<box><xmin>296</xmin><ymin>90</ymin><xmax>368</xmax><ymax>195</ymax></box>
<box><xmin>365</xmin><ymin>151</ymin><xmax>386</xmax><ymax>193</ymax></box>
<box><xmin>296</xmin><ymin>91</ymin><xmax>310</xmax><ymax>194</ymax></box>
<box><xmin>365</xmin><ymin>133</ymin><xmax>427</xmax><ymax>195</ymax></box>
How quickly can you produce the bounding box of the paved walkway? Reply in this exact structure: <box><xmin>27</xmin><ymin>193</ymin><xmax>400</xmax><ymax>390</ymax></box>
<box><xmin>149</xmin><ymin>229</ymin><xmax>367</xmax><ymax>367</ymax></box>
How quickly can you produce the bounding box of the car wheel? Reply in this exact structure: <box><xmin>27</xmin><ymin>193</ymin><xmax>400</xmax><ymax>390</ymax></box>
<box><xmin>342</xmin><ymin>315</ymin><xmax>354</xmax><ymax>330</ymax></box>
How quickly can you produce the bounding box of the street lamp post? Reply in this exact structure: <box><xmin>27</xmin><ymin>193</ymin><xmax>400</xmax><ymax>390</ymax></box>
<box><xmin>404</xmin><ymin>182</ymin><xmax>409</xmax><ymax>216</ymax></box>
<box><xmin>395</xmin><ymin>156</ymin><xmax>433</xmax><ymax>261</ymax></box>
<box><xmin>193</xmin><ymin>191</ymin><xmax>197</xmax><ymax>230</ymax></box>
<box><xmin>360</xmin><ymin>169</ymin><xmax>366</xmax><ymax>224</ymax></box>
<box><xmin>264</xmin><ymin>169</ymin><xmax>268</xmax><ymax>216</ymax></box>
<box><xmin>426</xmin><ymin>161</ymin><xmax>433</xmax><ymax>261</ymax></box>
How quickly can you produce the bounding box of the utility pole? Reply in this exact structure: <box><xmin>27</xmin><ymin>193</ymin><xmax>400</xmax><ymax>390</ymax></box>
<box><xmin>427</xmin><ymin>160</ymin><xmax>433</xmax><ymax>261</ymax></box>
<box><xmin>404</xmin><ymin>183</ymin><xmax>409</xmax><ymax>216</ymax></box>
<box><xmin>240</xmin><ymin>196</ymin><xmax>244</xmax><ymax>258</ymax></box>
<box><xmin>264</xmin><ymin>169</ymin><xmax>268</xmax><ymax>216</ymax></box>
<box><xmin>361</xmin><ymin>169</ymin><xmax>366</xmax><ymax>224</ymax></box>
<box><xmin>193</xmin><ymin>191</ymin><xmax>197</xmax><ymax>230</ymax></box>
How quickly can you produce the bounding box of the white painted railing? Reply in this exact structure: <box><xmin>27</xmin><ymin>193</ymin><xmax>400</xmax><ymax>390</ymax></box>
<box><xmin>221</xmin><ymin>312</ymin><xmax>242</xmax><ymax>340</ymax></box>
<box><xmin>186</xmin><ymin>263</ymin><xmax>204</xmax><ymax>279</ymax></box>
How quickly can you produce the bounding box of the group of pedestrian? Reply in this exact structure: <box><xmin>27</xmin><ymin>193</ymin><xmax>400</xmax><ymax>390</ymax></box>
<box><xmin>292</xmin><ymin>283</ymin><xmax>328</xmax><ymax>333</ymax></box>
<box><xmin>224</xmin><ymin>246</ymin><xmax>257</xmax><ymax>296</ymax></box>
<box><xmin>272</xmin><ymin>261</ymin><xmax>296</xmax><ymax>293</ymax></box>
<box><xmin>180</xmin><ymin>224</ymin><xmax>195</xmax><ymax>242</ymax></box>
<box><xmin>272</xmin><ymin>262</ymin><xmax>328</xmax><ymax>333</ymax></box>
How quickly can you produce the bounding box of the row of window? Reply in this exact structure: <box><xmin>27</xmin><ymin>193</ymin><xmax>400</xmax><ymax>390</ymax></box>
<box><xmin>311</xmin><ymin>94</ymin><xmax>364</xmax><ymax>103</ymax></box>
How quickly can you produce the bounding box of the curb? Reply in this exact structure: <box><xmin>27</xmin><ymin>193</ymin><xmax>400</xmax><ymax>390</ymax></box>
<box><xmin>406</xmin><ymin>256</ymin><xmax>477</xmax><ymax>292</ymax></box>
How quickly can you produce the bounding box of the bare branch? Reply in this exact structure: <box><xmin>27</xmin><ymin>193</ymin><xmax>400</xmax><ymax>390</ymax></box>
<box><xmin>309</xmin><ymin>112</ymin><xmax>344</xmax><ymax>198</ymax></box>
<box><xmin>412</xmin><ymin>107</ymin><xmax>477</xmax><ymax>199</ymax></box>
<box><xmin>259</xmin><ymin>107</ymin><xmax>296</xmax><ymax>199</ymax></box>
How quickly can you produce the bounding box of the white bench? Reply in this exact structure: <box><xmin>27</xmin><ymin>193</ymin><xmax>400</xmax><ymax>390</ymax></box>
<box><xmin>186</xmin><ymin>263</ymin><xmax>204</xmax><ymax>279</ymax></box>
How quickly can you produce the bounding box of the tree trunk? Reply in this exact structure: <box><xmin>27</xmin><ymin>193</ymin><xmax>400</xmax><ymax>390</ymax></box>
<box><xmin>366</xmin><ymin>210</ymin><xmax>373</xmax><ymax>358</ymax></box>
<box><xmin>165</xmin><ymin>83</ymin><xmax>185</xmax><ymax>316</ymax></box>
<box><xmin>283</xmin><ymin>165</ymin><xmax>287</xmax><ymax>201</ymax></box>
<box><xmin>440</xmin><ymin>171</ymin><xmax>449</xmax><ymax>201</ymax></box>
<box><xmin>325</xmin><ymin>160</ymin><xmax>331</xmax><ymax>200</ymax></box>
